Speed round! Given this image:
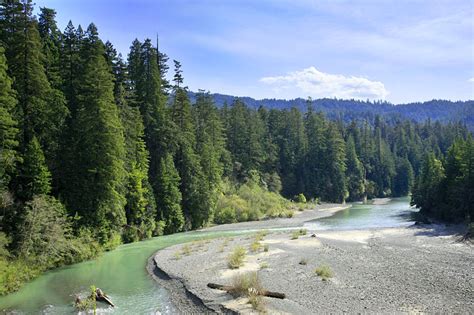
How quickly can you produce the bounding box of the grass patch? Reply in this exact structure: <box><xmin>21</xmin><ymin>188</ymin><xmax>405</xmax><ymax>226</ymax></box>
<box><xmin>227</xmin><ymin>246</ymin><xmax>246</xmax><ymax>269</ymax></box>
<box><xmin>290</xmin><ymin>231</ymin><xmax>300</xmax><ymax>240</ymax></box>
<box><xmin>249</xmin><ymin>241</ymin><xmax>262</xmax><ymax>253</ymax></box>
<box><xmin>230</xmin><ymin>272</ymin><xmax>265</xmax><ymax>311</ymax></box>
<box><xmin>290</xmin><ymin>228</ymin><xmax>307</xmax><ymax>240</ymax></box>
<box><xmin>263</xmin><ymin>244</ymin><xmax>269</xmax><ymax>252</ymax></box>
<box><xmin>259</xmin><ymin>262</ymin><xmax>269</xmax><ymax>269</ymax></box>
<box><xmin>254</xmin><ymin>230</ymin><xmax>268</xmax><ymax>241</ymax></box>
<box><xmin>181</xmin><ymin>244</ymin><xmax>192</xmax><ymax>256</ymax></box>
<box><xmin>314</xmin><ymin>264</ymin><xmax>333</xmax><ymax>281</ymax></box>
<box><xmin>173</xmin><ymin>252</ymin><xmax>182</xmax><ymax>260</ymax></box>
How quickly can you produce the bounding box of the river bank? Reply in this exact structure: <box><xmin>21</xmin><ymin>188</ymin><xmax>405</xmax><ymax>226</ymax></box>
<box><xmin>151</xmin><ymin>204</ymin><xmax>473</xmax><ymax>314</ymax></box>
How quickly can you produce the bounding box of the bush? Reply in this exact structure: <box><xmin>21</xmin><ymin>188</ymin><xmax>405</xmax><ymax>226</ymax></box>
<box><xmin>263</xmin><ymin>244</ymin><xmax>269</xmax><ymax>252</ymax></box>
<box><xmin>227</xmin><ymin>246</ymin><xmax>246</xmax><ymax>269</ymax></box>
<box><xmin>214</xmin><ymin>177</ymin><xmax>292</xmax><ymax>225</ymax></box>
<box><xmin>295</xmin><ymin>193</ymin><xmax>307</xmax><ymax>203</ymax></box>
<box><xmin>299</xmin><ymin>258</ymin><xmax>308</xmax><ymax>265</ymax></box>
<box><xmin>315</xmin><ymin>265</ymin><xmax>333</xmax><ymax>281</ymax></box>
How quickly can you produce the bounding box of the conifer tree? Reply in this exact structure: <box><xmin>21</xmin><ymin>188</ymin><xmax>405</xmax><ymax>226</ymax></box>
<box><xmin>0</xmin><ymin>47</ymin><xmax>19</xmax><ymax>190</ymax></box>
<box><xmin>345</xmin><ymin>135</ymin><xmax>365</xmax><ymax>201</ymax></box>
<box><xmin>0</xmin><ymin>0</ymin><xmax>67</xmax><ymax>157</ymax></box>
<box><xmin>193</xmin><ymin>91</ymin><xmax>227</xmax><ymax>220</ymax></box>
<box><xmin>171</xmin><ymin>64</ymin><xmax>213</xmax><ymax>228</ymax></box>
<box><xmin>156</xmin><ymin>153</ymin><xmax>184</xmax><ymax>234</ymax></box>
<box><xmin>17</xmin><ymin>136</ymin><xmax>51</xmax><ymax>200</ymax></box>
<box><xmin>61</xmin><ymin>24</ymin><xmax>126</xmax><ymax>244</ymax></box>
<box><xmin>323</xmin><ymin>123</ymin><xmax>347</xmax><ymax>202</ymax></box>
<box><xmin>392</xmin><ymin>156</ymin><xmax>414</xmax><ymax>197</ymax></box>
<box><xmin>38</xmin><ymin>7</ymin><xmax>62</xmax><ymax>89</ymax></box>
<box><xmin>105</xmin><ymin>44</ymin><xmax>156</xmax><ymax>241</ymax></box>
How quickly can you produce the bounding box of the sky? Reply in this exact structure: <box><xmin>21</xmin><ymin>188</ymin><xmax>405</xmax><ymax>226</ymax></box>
<box><xmin>34</xmin><ymin>0</ymin><xmax>474</xmax><ymax>104</ymax></box>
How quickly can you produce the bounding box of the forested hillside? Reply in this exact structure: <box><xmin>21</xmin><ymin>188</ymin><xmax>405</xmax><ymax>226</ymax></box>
<box><xmin>188</xmin><ymin>93</ymin><xmax>474</xmax><ymax>131</ymax></box>
<box><xmin>0</xmin><ymin>0</ymin><xmax>471</xmax><ymax>294</ymax></box>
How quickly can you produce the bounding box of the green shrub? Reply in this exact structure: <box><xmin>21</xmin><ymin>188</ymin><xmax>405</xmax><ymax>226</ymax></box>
<box><xmin>227</xmin><ymin>246</ymin><xmax>246</xmax><ymax>269</ymax></box>
<box><xmin>215</xmin><ymin>178</ymin><xmax>292</xmax><ymax>225</ymax></box>
<box><xmin>263</xmin><ymin>244</ymin><xmax>269</xmax><ymax>252</ymax></box>
<box><xmin>315</xmin><ymin>265</ymin><xmax>333</xmax><ymax>280</ymax></box>
<box><xmin>299</xmin><ymin>258</ymin><xmax>308</xmax><ymax>265</ymax></box>
<box><xmin>295</xmin><ymin>193</ymin><xmax>307</xmax><ymax>203</ymax></box>
<box><xmin>259</xmin><ymin>262</ymin><xmax>269</xmax><ymax>269</ymax></box>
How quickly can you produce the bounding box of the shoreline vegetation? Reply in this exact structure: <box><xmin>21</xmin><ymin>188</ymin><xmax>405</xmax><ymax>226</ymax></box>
<box><xmin>0</xmin><ymin>0</ymin><xmax>472</xmax><ymax>301</ymax></box>
<box><xmin>151</xmin><ymin>207</ymin><xmax>473</xmax><ymax>314</ymax></box>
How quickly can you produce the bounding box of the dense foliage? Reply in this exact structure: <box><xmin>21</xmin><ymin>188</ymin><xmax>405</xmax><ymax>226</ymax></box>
<box><xmin>0</xmin><ymin>0</ymin><xmax>471</xmax><ymax>294</ymax></box>
<box><xmin>411</xmin><ymin>137</ymin><xmax>474</xmax><ymax>223</ymax></box>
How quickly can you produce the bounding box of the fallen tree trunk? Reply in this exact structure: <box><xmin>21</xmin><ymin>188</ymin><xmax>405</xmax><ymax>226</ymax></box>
<box><xmin>94</xmin><ymin>288</ymin><xmax>115</xmax><ymax>307</ymax></box>
<box><xmin>207</xmin><ymin>283</ymin><xmax>285</xmax><ymax>299</ymax></box>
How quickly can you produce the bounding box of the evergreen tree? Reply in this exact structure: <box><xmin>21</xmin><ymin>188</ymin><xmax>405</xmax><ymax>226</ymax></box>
<box><xmin>411</xmin><ymin>153</ymin><xmax>444</xmax><ymax>215</ymax></box>
<box><xmin>38</xmin><ymin>7</ymin><xmax>62</xmax><ymax>89</ymax></box>
<box><xmin>61</xmin><ymin>24</ymin><xmax>126</xmax><ymax>244</ymax></box>
<box><xmin>156</xmin><ymin>153</ymin><xmax>183</xmax><ymax>234</ymax></box>
<box><xmin>128</xmin><ymin>38</ymin><xmax>176</xmax><ymax>214</ymax></box>
<box><xmin>194</xmin><ymin>91</ymin><xmax>226</xmax><ymax>186</ymax></box>
<box><xmin>392</xmin><ymin>156</ymin><xmax>414</xmax><ymax>197</ymax></box>
<box><xmin>105</xmin><ymin>44</ymin><xmax>156</xmax><ymax>241</ymax></box>
<box><xmin>322</xmin><ymin>123</ymin><xmax>347</xmax><ymax>202</ymax></box>
<box><xmin>16</xmin><ymin>136</ymin><xmax>51</xmax><ymax>200</ymax></box>
<box><xmin>0</xmin><ymin>0</ymin><xmax>67</xmax><ymax>157</ymax></box>
<box><xmin>0</xmin><ymin>47</ymin><xmax>19</xmax><ymax>190</ymax></box>
<box><xmin>345</xmin><ymin>135</ymin><xmax>365</xmax><ymax>201</ymax></box>
<box><xmin>171</xmin><ymin>65</ymin><xmax>209</xmax><ymax>228</ymax></box>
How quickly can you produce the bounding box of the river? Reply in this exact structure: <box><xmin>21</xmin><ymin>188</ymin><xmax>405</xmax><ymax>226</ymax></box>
<box><xmin>0</xmin><ymin>198</ymin><xmax>414</xmax><ymax>314</ymax></box>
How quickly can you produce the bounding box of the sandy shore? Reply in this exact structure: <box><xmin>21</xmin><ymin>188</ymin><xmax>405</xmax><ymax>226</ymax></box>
<box><xmin>149</xmin><ymin>205</ymin><xmax>473</xmax><ymax>314</ymax></box>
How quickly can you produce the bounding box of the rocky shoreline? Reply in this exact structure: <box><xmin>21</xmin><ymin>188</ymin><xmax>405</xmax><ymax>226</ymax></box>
<box><xmin>148</xmin><ymin>204</ymin><xmax>473</xmax><ymax>314</ymax></box>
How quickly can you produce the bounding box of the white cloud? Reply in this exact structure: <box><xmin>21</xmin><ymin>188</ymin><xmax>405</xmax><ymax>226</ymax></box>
<box><xmin>260</xmin><ymin>67</ymin><xmax>388</xmax><ymax>100</ymax></box>
<box><xmin>469</xmin><ymin>78</ymin><xmax>474</xmax><ymax>83</ymax></box>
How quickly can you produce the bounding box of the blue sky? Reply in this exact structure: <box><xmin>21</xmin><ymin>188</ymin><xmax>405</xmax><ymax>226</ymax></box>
<box><xmin>34</xmin><ymin>0</ymin><xmax>473</xmax><ymax>104</ymax></box>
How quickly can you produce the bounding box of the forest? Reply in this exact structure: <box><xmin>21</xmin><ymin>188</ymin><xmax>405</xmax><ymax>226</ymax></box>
<box><xmin>0</xmin><ymin>0</ymin><xmax>472</xmax><ymax>294</ymax></box>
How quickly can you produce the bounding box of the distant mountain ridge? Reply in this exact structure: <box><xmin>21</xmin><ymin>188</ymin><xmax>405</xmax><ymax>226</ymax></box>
<box><xmin>188</xmin><ymin>92</ymin><xmax>474</xmax><ymax>130</ymax></box>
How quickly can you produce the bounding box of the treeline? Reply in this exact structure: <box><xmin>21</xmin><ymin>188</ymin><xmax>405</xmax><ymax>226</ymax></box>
<box><xmin>221</xmin><ymin>101</ymin><xmax>468</xmax><ymax>202</ymax></box>
<box><xmin>411</xmin><ymin>138</ymin><xmax>474</xmax><ymax>223</ymax></box>
<box><xmin>190</xmin><ymin>93</ymin><xmax>474</xmax><ymax>131</ymax></box>
<box><xmin>0</xmin><ymin>0</ymin><xmax>470</xmax><ymax>293</ymax></box>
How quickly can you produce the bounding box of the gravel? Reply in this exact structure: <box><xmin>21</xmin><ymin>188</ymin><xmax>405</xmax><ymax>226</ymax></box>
<box><xmin>149</xmin><ymin>206</ymin><xmax>473</xmax><ymax>314</ymax></box>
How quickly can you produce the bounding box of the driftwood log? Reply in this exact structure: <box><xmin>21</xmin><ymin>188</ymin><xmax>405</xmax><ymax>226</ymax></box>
<box><xmin>94</xmin><ymin>288</ymin><xmax>115</xmax><ymax>307</ymax></box>
<box><xmin>207</xmin><ymin>283</ymin><xmax>285</xmax><ymax>299</ymax></box>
